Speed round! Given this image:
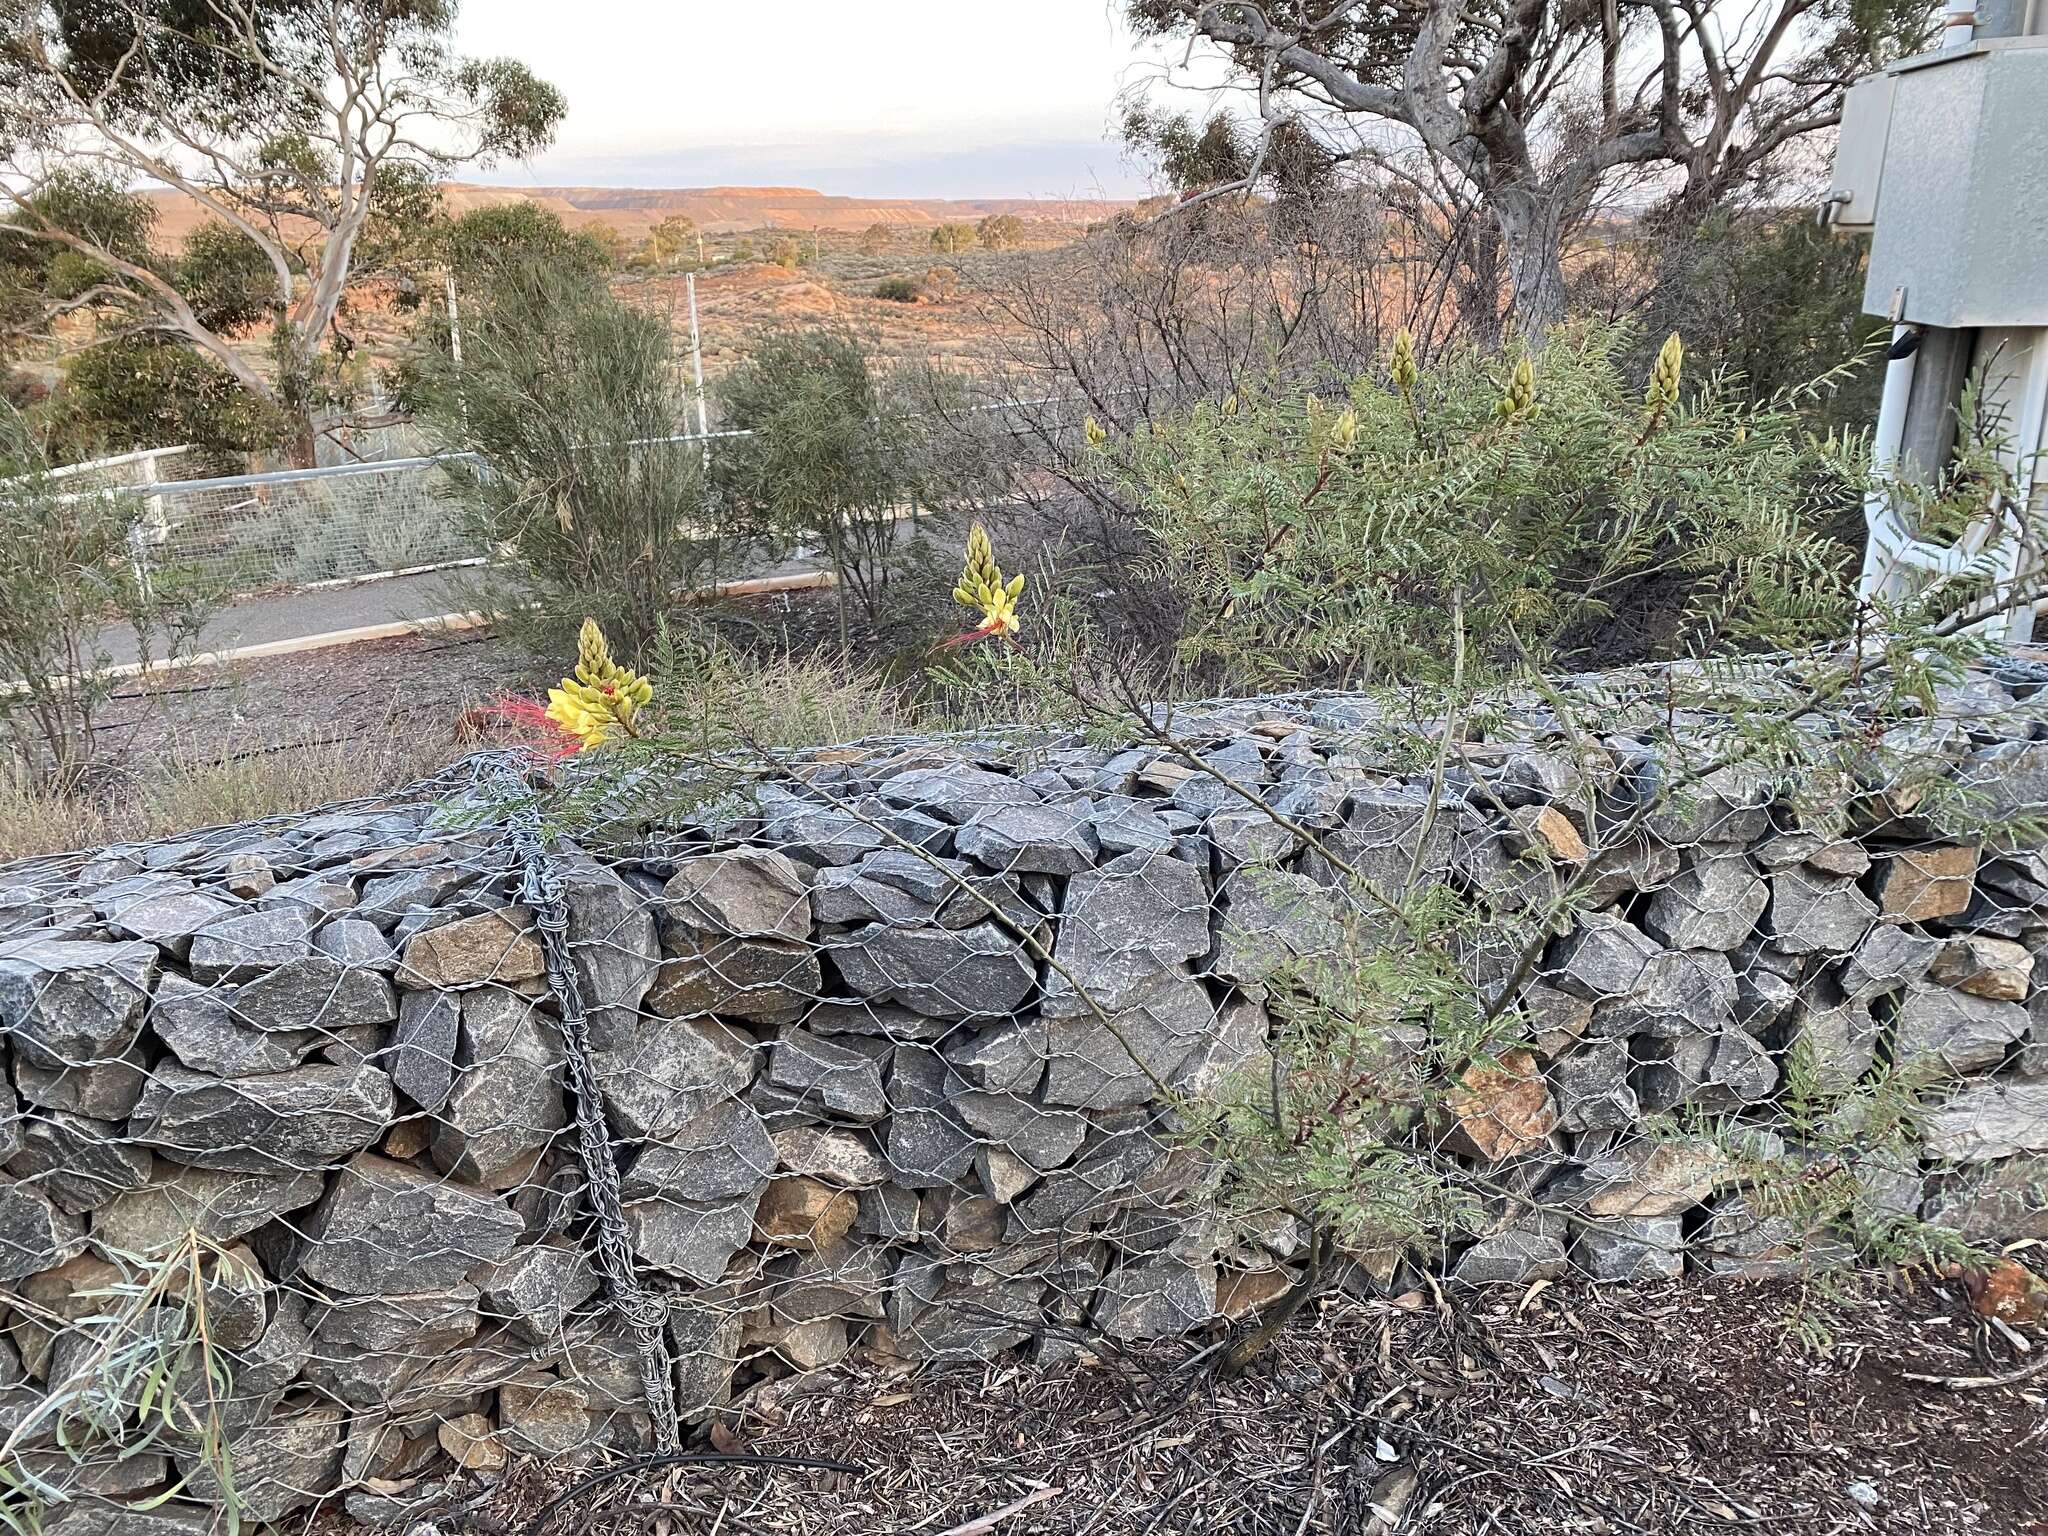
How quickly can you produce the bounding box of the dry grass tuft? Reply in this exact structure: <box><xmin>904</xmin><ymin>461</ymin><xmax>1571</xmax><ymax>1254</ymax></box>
<box><xmin>0</xmin><ymin>727</ymin><xmax>465</xmax><ymax>861</ymax></box>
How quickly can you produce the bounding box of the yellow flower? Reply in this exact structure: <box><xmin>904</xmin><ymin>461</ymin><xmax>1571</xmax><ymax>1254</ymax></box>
<box><xmin>1644</xmin><ymin>331</ymin><xmax>1684</xmax><ymax>423</ymax></box>
<box><xmin>1390</xmin><ymin>327</ymin><xmax>1418</xmax><ymax>398</ymax></box>
<box><xmin>1496</xmin><ymin>355</ymin><xmax>1537</xmax><ymax>422</ymax></box>
<box><xmin>1083</xmin><ymin>414</ymin><xmax>1108</xmax><ymax>448</ymax></box>
<box><xmin>543</xmin><ymin>618</ymin><xmax>651</xmax><ymax>750</ymax></box>
<box><xmin>950</xmin><ymin>522</ymin><xmax>1026</xmax><ymax>641</ymax></box>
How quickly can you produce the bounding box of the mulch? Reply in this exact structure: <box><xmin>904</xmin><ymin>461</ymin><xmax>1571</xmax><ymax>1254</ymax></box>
<box><xmin>447</xmin><ymin>1269</ymin><xmax>2048</xmax><ymax>1536</ymax></box>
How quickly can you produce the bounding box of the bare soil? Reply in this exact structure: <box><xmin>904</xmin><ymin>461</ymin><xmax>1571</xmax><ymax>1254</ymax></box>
<box><xmin>425</xmin><ymin>1269</ymin><xmax>2047</xmax><ymax>1536</ymax></box>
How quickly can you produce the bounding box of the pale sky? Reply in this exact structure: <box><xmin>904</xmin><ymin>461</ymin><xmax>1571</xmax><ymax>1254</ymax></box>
<box><xmin>454</xmin><ymin>1</ymin><xmax>1184</xmax><ymax>200</ymax></box>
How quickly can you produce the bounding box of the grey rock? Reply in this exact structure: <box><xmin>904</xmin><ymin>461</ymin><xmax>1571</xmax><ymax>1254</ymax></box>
<box><xmin>800</xmin><ymin>997</ymin><xmax>952</xmax><ymax>1041</ymax></box>
<box><xmin>1633</xmin><ymin>1028</ymin><xmax>1777</xmax><ymax>1112</ymax></box>
<box><xmin>1923</xmin><ymin>1155</ymin><xmax>2048</xmax><ymax>1242</ymax></box>
<box><xmin>856</xmin><ymin>1183</ymin><xmax>921</xmax><ymax>1240</ymax></box>
<box><xmin>150</xmin><ymin>972</ymin><xmax>316</xmax><ymax>1078</ymax></box>
<box><xmin>1894</xmin><ymin>985</ymin><xmax>2029</xmax><ymax>1075</ymax></box>
<box><xmin>257</xmin><ymin>873</ymin><xmax>358</xmax><ymax>916</ymax></box>
<box><xmin>100</xmin><ymin>880</ymin><xmax>237</xmax><ymax>954</ymax></box>
<box><xmin>179</xmin><ymin>1400</ymin><xmax>344</xmax><ymax>1522</ymax></box>
<box><xmin>355</xmin><ymin>866</ymin><xmax>475</xmax><ymax>927</ymax></box>
<box><xmin>1643</xmin><ymin>855</ymin><xmax>1767</xmax><ymax>952</ymax></box>
<box><xmin>771</xmin><ymin>1124</ymin><xmax>890</xmax><ymax>1187</ymax></box>
<box><xmin>477</xmin><ymin>1240</ymin><xmax>603</xmax><ymax>1342</ymax></box>
<box><xmin>310</xmin><ymin>1284</ymin><xmax>479</xmax><ymax>1355</ymax></box>
<box><xmin>1006</xmin><ymin>1113</ymin><xmax>1169</xmax><ymax>1241</ymax></box>
<box><xmin>130</xmin><ymin>1062</ymin><xmax>393</xmax><ymax>1173</ymax></box>
<box><xmin>1581</xmin><ymin>837</ymin><xmax>1682</xmax><ymax>904</ymax></box>
<box><xmin>564</xmin><ymin>856</ymin><xmax>659</xmax><ymax>1034</ymax></box>
<box><xmin>1042</xmin><ymin>971</ymin><xmax>1217</xmax><ymax>1109</ymax></box>
<box><xmin>0</xmin><ymin>938</ymin><xmax>155</xmax><ymax>1068</ymax></box>
<box><xmin>592</xmin><ymin>1016</ymin><xmax>757</xmax><ymax>1141</ymax></box>
<box><xmin>1088</xmin><ymin>797</ymin><xmax>1177</xmax><ymax>856</ymax></box>
<box><xmin>831</xmin><ymin>920</ymin><xmax>1034</xmax><ymax>1020</ymax></box>
<box><xmin>92</xmin><ymin>1165</ymin><xmax>324</xmax><ymax>1252</ymax></box>
<box><xmin>1572</xmin><ymin>1215</ymin><xmax>1683</xmax><ymax>1281</ymax></box>
<box><xmin>1550</xmin><ymin>1040</ymin><xmax>1638</xmax><ymax>1133</ymax></box>
<box><xmin>944</xmin><ymin>1019</ymin><xmax>1047</xmax><ymax>1096</ymax></box>
<box><xmin>878</xmin><ymin>764</ymin><xmax>1041</xmax><ymax>823</ymax></box>
<box><xmin>1095</xmin><ymin>1252</ymin><xmax>1215</xmax><ymax>1338</ymax></box>
<box><xmin>236</xmin><ymin>955</ymin><xmax>399</xmax><ymax>1035</ymax></box>
<box><xmin>1766</xmin><ymin>869</ymin><xmax>1877</xmax><ymax>956</ymax></box>
<box><xmin>1793</xmin><ymin>995</ymin><xmax>1879</xmax><ymax>1093</ymax></box>
<box><xmin>622</xmin><ymin>1097</ymin><xmax>777</xmax><ymax>1201</ymax></box>
<box><xmin>956</xmin><ymin>801</ymin><xmax>1100</xmax><ymax>876</ymax></box>
<box><xmin>897</xmin><ymin>1273</ymin><xmax>1039</xmax><ymax>1359</ymax></box>
<box><xmin>0</xmin><ymin>1183</ymin><xmax>84</xmax><ymax>1280</ymax></box>
<box><xmin>669</xmin><ymin>1302</ymin><xmax>743</xmax><ymax>1419</ymax></box>
<box><xmin>186</xmin><ymin>907</ymin><xmax>319</xmax><ymax>983</ymax></box>
<box><xmin>1549</xmin><ymin>914</ymin><xmax>1661</xmax><ymax>1001</ymax></box>
<box><xmin>1211</xmin><ymin>866</ymin><xmax>1344</xmax><ymax>993</ymax></box>
<box><xmin>314</xmin><ymin>916</ymin><xmax>397</xmax><ymax>972</ymax></box>
<box><xmin>1206</xmin><ymin>807</ymin><xmax>1296</xmax><ymax>867</ymax></box>
<box><xmin>14</xmin><ymin>1045</ymin><xmax>147</xmax><ymax>1120</ymax></box>
<box><xmin>1311</xmin><ymin>785</ymin><xmax>1457</xmax><ymax>896</ymax></box>
<box><xmin>1452</xmin><ymin>1229</ymin><xmax>1568</xmax><ymax>1287</ymax></box>
<box><xmin>1044</xmin><ymin>851</ymin><xmax>1209</xmax><ymax>1016</ymax></box>
<box><xmin>1840</xmin><ymin>922</ymin><xmax>1941</xmax><ymax>1002</ymax></box>
<box><xmin>756</xmin><ymin>788</ymin><xmax>888</xmax><ymax>864</ymax></box>
<box><xmin>1958</xmin><ymin>738</ymin><xmax>2048</xmax><ymax>822</ymax></box>
<box><xmin>1592</xmin><ymin>949</ymin><xmax>1737</xmax><ymax>1039</ymax></box>
<box><xmin>430</xmin><ymin>990</ymin><xmax>567</xmax><ymax>1187</ymax></box>
<box><xmin>953</xmin><ymin>1088</ymin><xmax>1090</xmax><ymax>1170</ymax></box>
<box><xmin>298</xmin><ymin>1153</ymin><xmax>522</xmax><ymax>1293</ymax></box>
<box><xmin>1922</xmin><ymin>1076</ymin><xmax>2048</xmax><ymax>1162</ymax></box>
<box><xmin>1698</xmin><ymin>1193</ymin><xmax>1852</xmax><ymax>1278</ymax></box>
<box><xmin>665</xmin><ymin>849</ymin><xmax>812</xmax><ymax>942</ymax></box>
<box><xmin>767</xmin><ymin>1030</ymin><xmax>888</xmax><ymax>1119</ymax></box>
<box><xmin>389</xmin><ymin>990</ymin><xmax>460</xmax><ymax>1110</ymax></box>
<box><xmin>648</xmin><ymin>931</ymin><xmax>821</xmax><ymax>1024</ymax></box>
<box><xmin>622</xmin><ymin>1192</ymin><xmax>757</xmax><ymax>1284</ymax></box>
<box><xmin>885</xmin><ymin>1044</ymin><xmax>978</xmax><ymax>1187</ymax></box>
<box><xmin>4</xmin><ymin>1110</ymin><xmax>152</xmax><ymax>1213</ymax></box>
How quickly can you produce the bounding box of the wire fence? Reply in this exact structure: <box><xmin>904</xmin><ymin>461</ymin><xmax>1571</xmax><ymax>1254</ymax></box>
<box><xmin>0</xmin><ymin>663</ymin><xmax>2043</xmax><ymax>1529</ymax></box>
<box><xmin>133</xmin><ymin>456</ymin><xmax>487</xmax><ymax>595</ymax></box>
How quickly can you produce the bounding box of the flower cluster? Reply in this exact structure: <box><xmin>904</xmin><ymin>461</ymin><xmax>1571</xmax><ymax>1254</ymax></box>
<box><xmin>543</xmin><ymin>618</ymin><xmax>651</xmax><ymax>750</ymax></box>
<box><xmin>950</xmin><ymin>522</ymin><xmax>1025</xmax><ymax>643</ymax></box>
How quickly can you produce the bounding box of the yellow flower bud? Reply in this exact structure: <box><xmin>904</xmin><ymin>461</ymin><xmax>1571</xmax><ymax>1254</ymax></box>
<box><xmin>1390</xmin><ymin>327</ymin><xmax>1418</xmax><ymax>397</ymax></box>
<box><xmin>1083</xmin><ymin>414</ymin><xmax>1107</xmax><ymax>448</ymax></box>
<box><xmin>1645</xmin><ymin>331</ymin><xmax>1684</xmax><ymax>414</ymax></box>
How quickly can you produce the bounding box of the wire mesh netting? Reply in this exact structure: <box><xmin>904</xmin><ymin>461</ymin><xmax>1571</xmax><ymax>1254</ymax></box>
<box><xmin>0</xmin><ymin>662</ymin><xmax>2045</xmax><ymax>1531</ymax></box>
<box><xmin>132</xmin><ymin>459</ymin><xmax>486</xmax><ymax>595</ymax></box>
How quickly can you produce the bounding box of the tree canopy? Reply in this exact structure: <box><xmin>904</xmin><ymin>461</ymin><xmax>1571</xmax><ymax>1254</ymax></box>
<box><xmin>0</xmin><ymin>1</ymin><xmax>565</xmax><ymax>462</ymax></box>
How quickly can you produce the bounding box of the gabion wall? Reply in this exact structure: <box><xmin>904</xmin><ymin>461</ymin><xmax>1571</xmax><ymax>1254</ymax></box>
<box><xmin>1</xmin><ymin>671</ymin><xmax>2046</xmax><ymax>1532</ymax></box>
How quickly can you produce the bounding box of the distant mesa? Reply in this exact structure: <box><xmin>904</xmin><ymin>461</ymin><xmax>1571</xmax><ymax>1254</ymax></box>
<box><xmin>141</xmin><ymin>182</ymin><xmax>1130</xmax><ymax>246</ymax></box>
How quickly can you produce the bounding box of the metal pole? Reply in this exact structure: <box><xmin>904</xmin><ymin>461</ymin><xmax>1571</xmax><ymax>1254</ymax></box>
<box><xmin>685</xmin><ymin>271</ymin><xmax>710</xmax><ymax>439</ymax></box>
<box><xmin>444</xmin><ymin>273</ymin><xmax>464</xmax><ymax>370</ymax></box>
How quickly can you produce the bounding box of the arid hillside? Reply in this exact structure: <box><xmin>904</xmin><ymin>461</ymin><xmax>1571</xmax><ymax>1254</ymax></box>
<box><xmin>141</xmin><ymin>181</ymin><xmax>1129</xmax><ymax>245</ymax></box>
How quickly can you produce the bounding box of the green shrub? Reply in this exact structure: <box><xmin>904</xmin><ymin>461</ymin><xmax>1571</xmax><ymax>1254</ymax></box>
<box><xmin>1098</xmin><ymin>320</ymin><xmax>1854</xmax><ymax>692</ymax></box>
<box><xmin>0</xmin><ymin>411</ymin><xmax>218</xmax><ymax>787</ymax></box>
<box><xmin>403</xmin><ymin>259</ymin><xmax>729</xmax><ymax>659</ymax></box>
<box><xmin>714</xmin><ymin>327</ymin><xmax>924</xmax><ymax>647</ymax></box>
<box><xmin>873</xmin><ymin>275</ymin><xmax>921</xmax><ymax>303</ymax></box>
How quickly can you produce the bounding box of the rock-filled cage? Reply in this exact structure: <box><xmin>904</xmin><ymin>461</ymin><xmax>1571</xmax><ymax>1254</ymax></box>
<box><xmin>1</xmin><ymin>662</ymin><xmax>2046</xmax><ymax>1531</ymax></box>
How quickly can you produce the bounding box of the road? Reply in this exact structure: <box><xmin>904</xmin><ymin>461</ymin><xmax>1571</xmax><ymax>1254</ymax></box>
<box><xmin>91</xmin><ymin>551</ymin><xmax>842</xmax><ymax>674</ymax></box>
<box><xmin>94</xmin><ymin>568</ymin><xmax>476</xmax><ymax>671</ymax></box>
